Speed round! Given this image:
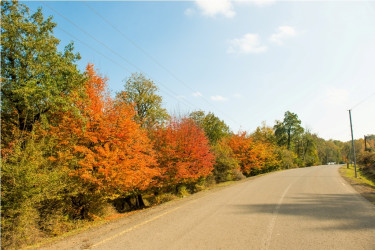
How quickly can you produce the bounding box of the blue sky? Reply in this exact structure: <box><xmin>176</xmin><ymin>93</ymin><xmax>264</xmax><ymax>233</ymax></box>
<box><xmin>23</xmin><ymin>1</ymin><xmax>375</xmax><ymax>141</ymax></box>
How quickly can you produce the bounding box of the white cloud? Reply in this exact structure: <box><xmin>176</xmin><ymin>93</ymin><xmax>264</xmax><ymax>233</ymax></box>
<box><xmin>269</xmin><ymin>26</ymin><xmax>297</xmax><ymax>45</ymax></box>
<box><xmin>233</xmin><ymin>93</ymin><xmax>243</xmax><ymax>99</ymax></box>
<box><xmin>193</xmin><ymin>91</ymin><xmax>203</xmax><ymax>97</ymax></box>
<box><xmin>195</xmin><ymin>0</ymin><xmax>236</xmax><ymax>18</ymax></box>
<box><xmin>235</xmin><ymin>0</ymin><xmax>276</xmax><ymax>7</ymax></box>
<box><xmin>190</xmin><ymin>0</ymin><xmax>276</xmax><ymax>19</ymax></box>
<box><xmin>184</xmin><ymin>8</ymin><xmax>196</xmax><ymax>16</ymax></box>
<box><xmin>177</xmin><ymin>95</ymin><xmax>186</xmax><ymax>99</ymax></box>
<box><xmin>211</xmin><ymin>95</ymin><xmax>228</xmax><ymax>101</ymax></box>
<box><xmin>251</xmin><ymin>0</ymin><xmax>276</xmax><ymax>6</ymax></box>
<box><xmin>228</xmin><ymin>33</ymin><xmax>267</xmax><ymax>54</ymax></box>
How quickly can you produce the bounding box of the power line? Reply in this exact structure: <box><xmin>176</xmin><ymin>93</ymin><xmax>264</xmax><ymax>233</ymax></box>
<box><xmin>350</xmin><ymin>91</ymin><xmax>375</xmax><ymax>110</ymax></box>
<box><xmin>56</xmin><ymin>27</ymin><xmax>132</xmax><ymax>74</ymax></box>
<box><xmin>44</xmin><ymin>2</ymin><xmax>139</xmax><ymax>73</ymax></box>
<box><xmin>43</xmin><ymin>2</ymin><xmax>198</xmax><ymax>110</ymax></box>
<box><xmin>82</xmin><ymin>1</ymin><xmax>242</xmax><ymax>126</ymax></box>
<box><xmin>56</xmin><ymin>26</ymin><xmax>195</xmax><ymax>110</ymax></box>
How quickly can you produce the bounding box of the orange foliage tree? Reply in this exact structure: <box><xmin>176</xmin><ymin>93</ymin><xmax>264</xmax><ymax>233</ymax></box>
<box><xmin>152</xmin><ymin>118</ymin><xmax>214</xmax><ymax>188</ymax></box>
<box><xmin>226</xmin><ymin>132</ymin><xmax>279</xmax><ymax>176</ymax></box>
<box><xmin>51</xmin><ymin>64</ymin><xmax>158</xmax><ymax>197</ymax></box>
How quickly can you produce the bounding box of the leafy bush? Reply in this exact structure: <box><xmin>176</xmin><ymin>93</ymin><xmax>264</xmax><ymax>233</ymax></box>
<box><xmin>176</xmin><ymin>185</ymin><xmax>190</xmax><ymax>197</ymax></box>
<box><xmin>358</xmin><ymin>151</ymin><xmax>375</xmax><ymax>181</ymax></box>
<box><xmin>275</xmin><ymin>147</ymin><xmax>298</xmax><ymax>169</ymax></box>
<box><xmin>359</xmin><ymin>151</ymin><xmax>375</xmax><ymax>168</ymax></box>
<box><xmin>212</xmin><ymin>141</ymin><xmax>240</xmax><ymax>183</ymax></box>
<box><xmin>155</xmin><ymin>193</ymin><xmax>178</xmax><ymax>204</ymax></box>
<box><xmin>1</xmin><ymin>134</ymin><xmax>71</xmax><ymax>248</ymax></box>
<box><xmin>190</xmin><ymin>175</ymin><xmax>216</xmax><ymax>193</ymax></box>
<box><xmin>1</xmin><ymin>129</ymin><xmax>109</xmax><ymax>248</ymax></box>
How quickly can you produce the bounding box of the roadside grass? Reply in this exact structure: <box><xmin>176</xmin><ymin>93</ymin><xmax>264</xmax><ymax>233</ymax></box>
<box><xmin>28</xmin><ymin>170</ymin><xmax>276</xmax><ymax>249</ymax></box>
<box><xmin>27</xmin><ymin>167</ymin><xmax>294</xmax><ymax>249</ymax></box>
<box><xmin>340</xmin><ymin>165</ymin><xmax>375</xmax><ymax>188</ymax></box>
<box><xmin>339</xmin><ymin>165</ymin><xmax>375</xmax><ymax>205</ymax></box>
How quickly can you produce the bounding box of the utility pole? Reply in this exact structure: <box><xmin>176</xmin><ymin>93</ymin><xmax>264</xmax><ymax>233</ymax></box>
<box><xmin>348</xmin><ymin>110</ymin><xmax>357</xmax><ymax>178</ymax></box>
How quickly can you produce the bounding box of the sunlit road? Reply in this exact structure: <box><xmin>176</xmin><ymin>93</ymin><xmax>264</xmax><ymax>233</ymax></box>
<box><xmin>44</xmin><ymin>165</ymin><xmax>375</xmax><ymax>250</ymax></box>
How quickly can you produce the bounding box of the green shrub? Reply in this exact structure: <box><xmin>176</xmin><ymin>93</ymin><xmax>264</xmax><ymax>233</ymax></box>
<box><xmin>212</xmin><ymin>142</ymin><xmax>241</xmax><ymax>183</ymax></box>
<box><xmin>1</xmin><ymin>135</ymin><xmax>70</xmax><ymax>248</ymax></box>
<box><xmin>276</xmin><ymin>148</ymin><xmax>297</xmax><ymax>169</ymax></box>
<box><xmin>359</xmin><ymin>151</ymin><xmax>375</xmax><ymax>168</ymax></box>
<box><xmin>358</xmin><ymin>151</ymin><xmax>375</xmax><ymax>181</ymax></box>
<box><xmin>176</xmin><ymin>185</ymin><xmax>190</xmax><ymax>197</ymax></box>
<box><xmin>155</xmin><ymin>193</ymin><xmax>177</xmax><ymax>204</ymax></box>
<box><xmin>1</xmin><ymin>132</ymin><xmax>107</xmax><ymax>248</ymax></box>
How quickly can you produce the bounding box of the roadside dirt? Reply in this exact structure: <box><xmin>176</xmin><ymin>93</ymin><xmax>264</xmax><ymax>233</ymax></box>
<box><xmin>339</xmin><ymin>167</ymin><xmax>375</xmax><ymax>205</ymax></box>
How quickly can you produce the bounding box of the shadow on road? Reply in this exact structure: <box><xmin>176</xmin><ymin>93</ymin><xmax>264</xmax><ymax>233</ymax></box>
<box><xmin>232</xmin><ymin>193</ymin><xmax>375</xmax><ymax>231</ymax></box>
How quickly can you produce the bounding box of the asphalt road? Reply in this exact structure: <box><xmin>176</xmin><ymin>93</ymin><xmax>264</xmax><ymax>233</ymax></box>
<box><xmin>44</xmin><ymin>165</ymin><xmax>375</xmax><ymax>250</ymax></box>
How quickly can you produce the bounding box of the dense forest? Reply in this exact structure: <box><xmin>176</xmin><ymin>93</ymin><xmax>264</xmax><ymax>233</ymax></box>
<box><xmin>1</xmin><ymin>1</ymin><xmax>374</xmax><ymax>248</ymax></box>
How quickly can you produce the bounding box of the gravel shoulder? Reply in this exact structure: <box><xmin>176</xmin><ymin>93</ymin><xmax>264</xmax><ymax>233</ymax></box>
<box><xmin>339</xmin><ymin>165</ymin><xmax>375</xmax><ymax>205</ymax></box>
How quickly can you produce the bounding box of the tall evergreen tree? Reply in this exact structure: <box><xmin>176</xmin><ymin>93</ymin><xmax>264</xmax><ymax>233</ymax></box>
<box><xmin>274</xmin><ymin>111</ymin><xmax>304</xmax><ymax>151</ymax></box>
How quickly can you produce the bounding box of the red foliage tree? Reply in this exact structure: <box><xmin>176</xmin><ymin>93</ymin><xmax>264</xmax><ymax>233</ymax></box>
<box><xmin>152</xmin><ymin>118</ymin><xmax>214</xmax><ymax>188</ymax></box>
<box><xmin>51</xmin><ymin>64</ymin><xmax>158</xmax><ymax>196</ymax></box>
<box><xmin>226</xmin><ymin>131</ymin><xmax>279</xmax><ymax>176</ymax></box>
<box><xmin>226</xmin><ymin>132</ymin><xmax>257</xmax><ymax>175</ymax></box>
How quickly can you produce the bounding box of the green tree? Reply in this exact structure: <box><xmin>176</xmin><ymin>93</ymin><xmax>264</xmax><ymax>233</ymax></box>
<box><xmin>316</xmin><ymin>138</ymin><xmax>342</xmax><ymax>164</ymax></box>
<box><xmin>119</xmin><ymin>73</ymin><xmax>168</xmax><ymax>128</ymax></box>
<box><xmin>274</xmin><ymin>111</ymin><xmax>304</xmax><ymax>151</ymax></box>
<box><xmin>1</xmin><ymin>0</ymin><xmax>84</xmax><ymax>133</ymax></box>
<box><xmin>275</xmin><ymin>147</ymin><xmax>297</xmax><ymax>169</ymax></box>
<box><xmin>1</xmin><ymin>130</ymin><xmax>78</xmax><ymax>248</ymax></box>
<box><xmin>341</xmin><ymin>142</ymin><xmax>352</xmax><ymax>163</ymax></box>
<box><xmin>251</xmin><ymin>121</ymin><xmax>276</xmax><ymax>145</ymax></box>
<box><xmin>211</xmin><ymin>140</ymin><xmax>240</xmax><ymax>183</ymax></box>
<box><xmin>189</xmin><ymin>110</ymin><xmax>230</xmax><ymax>144</ymax></box>
<box><xmin>300</xmin><ymin>132</ymin><xmax>319</xmax><ymax>166</ymax></box>
<box><xmin>364</xmin><ymin>135</ymin><xmax>375</xmax><ymax>152</ymax></box>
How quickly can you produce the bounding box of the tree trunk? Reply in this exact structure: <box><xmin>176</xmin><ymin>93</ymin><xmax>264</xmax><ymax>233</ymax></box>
<box><xmin>137</xmin><ymin>194</ymin><xmax>145</xmax><ymax>208</ymax></box>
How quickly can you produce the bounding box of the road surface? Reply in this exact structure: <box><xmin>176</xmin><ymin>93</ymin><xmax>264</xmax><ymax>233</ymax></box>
<box><xmin>43</xmin><ymin>165</ymin><xmax>375</xmax><ymax>250</ymax></box>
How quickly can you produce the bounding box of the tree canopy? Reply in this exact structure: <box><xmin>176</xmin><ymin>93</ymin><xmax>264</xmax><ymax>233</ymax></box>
<box><xmin>118</xmin><ymin>73</ymin><xmax>169</xmax><ymax>128</ymax></box>
<box><xmin>274</xmin><ymin>111</ymin><xmax>304</xmax><ymax>150</ymax></box>
<box><xmin>189</xmin><ymin>110</ymin><xmax>230</xmax><ymax>144</ymax></box>
<box><xmin>52</xmin><ymin>65</ymin><xmax>158</xmax><ymax>196</ymax></box>
<box><xmin>152</xmin><ymin>118</ymin><xmax>214</xmax><ymax>187</ymax></box>
<box><xmin>1</xmin><ymin>1</ymin><xmax>84</xmax><ymax>132</ymax></box>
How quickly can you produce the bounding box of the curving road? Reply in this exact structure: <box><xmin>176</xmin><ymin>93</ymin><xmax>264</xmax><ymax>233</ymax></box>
<box><xmin>44</xmin><ymin>165</ymin><xmax>375</xmax><ymax>250</ymax></box>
